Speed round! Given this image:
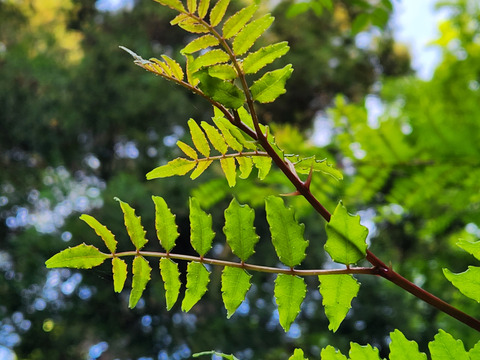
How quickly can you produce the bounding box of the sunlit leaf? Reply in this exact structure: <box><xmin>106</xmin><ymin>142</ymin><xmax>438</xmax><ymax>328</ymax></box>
<box><xmin>171</xmin><ymin>13</ymin><xmax>190</xmax><ymax>25</ymax></box>
<box><xmin>266</xmin><ymin>196</ymin><xmax>308</xmax><ymax>267</ymax></box>
<box><xmin>196</xmin><ymin>70</ymin><xmax>245</xmax><ymax>109</ymax></box>
<box><xmin>161</xmin><ymin>55</ymin><xmax>184</xmax><ymax>81</ymax></box>
<box><xmin>192</xmin><ymin>49</ymin><xmax>230</xmax><ymax>71</ymax></box>
<box><xmin>45</xmin><ymin>244</ymin><xmax>108</xmax><ymax>269</ymax></box>
<box><xmin>129</xmin><ymin>256</ymin><xmax>152</xmax><ymax>308</ymax></box>
<box><xmin>456</xmin><ymin>239</ymin><xmax>480</xmax><ymax>261</ymax></box>
<box><xmin>182</xmin><ymin>35</ymin><xmax>220</xmax><ymax>54</ymax></box>
<box><xmin>153</xmin><ymin>0</ymin><xmax>186</xmax><ymax>12</ymax></box>
<box><xmin>197</xmin><ymin>0</ymin><xmax>210</xmax><ymax>18</ymax></box>
<box><xmin>252</xmin><ymin>156</ymin><xmax>272</xmax><ymax>180</ymax></box>
<box><xmin>236</xmin><ymin>156</ymin><xmax>253</xmax><ymax>179</ymax></box>
<box><xmin>190</xmin><ymin>197</ymin><xmax>215</xmax><ymax>256</ymax></box>
<box><xmin>242</xmin><ymin>42</ymin><xmax>290</xmax><ymax>74</ymax></box>
<box><xmin>443</xmin><ymin>266</ymin><xmax>480</xmax><ymax>303</ymax></box>
<box><xmin>212</xmin><ymin>116</ymin><xmax>244</xmax><ymax>151</ymax></box>
<box><xmin>152</xmin><ymin>196</ymin><xmax>179</xmax><ymax>252</ymax></box>
<box><xmin>325</xmin><ymin>201</ymin><xmax>368</xmax><ymax>265</ymax></box>
<box><xmin>115</xmin><ymin>198</ymin><xmax>148</xmax><ymax>250</ymax></box>
<box><xmin>177</xmin><ymin>140</ymin><xmax>198</xmax><ymax>160</ymax></box>
<box><xmin>428</xmin><ymin>330</ymin><xmax>469</xmax><ymax>360</ymax></box>
<box><xmin>210</xmin><ymin>0</ymin><xmax>230</xmax><ymax>27</ymax></box>
<box><xmin>289</xmin><ymin>349</ymin><xmax>308</xmax><ymax>360</ymax></box>
<box><xmin>191</xmin><ymin>160</ymin><xmax>213</xmax><ymax>179</ymax></box>
<box><xmin>146</xmin><ymin>158</ymin><xmax>196</xmax><ymax>179</ymax></box>
<box><xmin>469</xmin><ymin>341</ymin><xmax>480</xmax><ymax>359</ymax></box>
<box><xmin>187</xmin><ymin>0</ymin><xmax>197</xmax><ymax>13</ymax></box>
<box><xmin>208</xmin><ymin>64</ymin><xmax>237</xmax><ymax>80</ymax></box>
<box><xmin>201</xmin><ymin>121</ymin><xmax>228</xmax><ymax>154</ymax></box>
<box><xmin>80</xmin><ymin>214</ymin><xmax>117</xmax><ymax>254</ymax></box>
<box><xmin>150</xmin><ymin>58</ymin><xmax>172</xmax><ymax>76</ymax></box>
<box><xmin>220</xmin><ymin>157</ymin><xmax>236</xmax><ymax>187</ymax></box>
<box><xmin>318</xmin><ymin>274</ymin><xmax>360</xmax><ymax>332</ymax></box>
<box><xmin>221</xmin><ymin>266</ymin><xmax>252</xmax><ymax>318</ymax></box>
<box><xmin>389</xmin><ymin>329</ymin><xmax>427</xmax><ymax>360</ymax></box>
<box><xmin>222</xmin><ymin>4</ymin><xmax>258</xmax><ymax>39</ymax></box>
<box><xmin>160</xmin><ymin>258</ymin><xmax>181</xmax><ymax>310</ymax></box>
<box><xmin>233</xmin><ymin>14</ymin><xmax>274</xmax><ymax>56</ymax></box>
<box><xmin>349</xmin><ymin>343</ymin><xmax>381</xmax><ymax>360</ymax></box>
<box><xmin>320</xmin><ymin>346</ymin><xmax>347</xmax><ymax>360</ymax></box>
<box><xmin>274</xmin><ymin>274</ymin><xmax>306</xmax><ymax>331</ymax></box>
<box><xmin>293</xmin><ymin>156</ymin><xmax>343</xmax><ymax>181</ymax></box>
<box><xmin>223</xmin><ymin>198</ymin><xmax>259</xmax><ymax>261</ymax></box>
<box><xmin>177</xmin><ymin>17</ymin><xmax>210</xmax><ymax>33</ymax></box>
<box><xmin>250</xmin><ymin>64</ymin><xmax>293</xmax><ymax>103</ymax></box>
<box><xmin>182</xmin><ymin>262</ymin><xmax>210</xmax><ymax>311</ymax></box>
<box><xmin>189</xmin><ymin>118</ymin><xmax>211</xmax><ymax>157</ymax></box>
<box><xmin>112</xmin><ymin>257</ymin><xmax>127</xmax><ymax>293</ymax></box>
<box><xmin>351</xmin><ymin>13</ymin><xmax>370</xmax><ymax>34</ymax></box>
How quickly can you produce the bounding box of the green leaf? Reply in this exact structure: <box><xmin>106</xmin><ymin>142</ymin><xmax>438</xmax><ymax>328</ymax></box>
<box><xmin>146</xmin><ymin>158</ymin><xmax>196</xmax><ymax>179</ymax></box>
<box><xmin>115</xmin><ymin>198</ymin><xmax>148</xmax><ymax>250</ymax></box>
<box><xmin>152</xmin><ymin>196</ymin><xmax>179</xmax><ymax>252</ymax></box>
<box><xmin>250</xmin><ymin>64</ymin><xmax>293</xmax><ymax>103</ymax></box>
<box><xmin>274</xmin><ymin>274</ymin><xmax>306</xmax><ymax>331</ymax></box>
<box><xmin>428</xmin><ymin>329</ymin><xmax>469</xmax><ymax>360</ymax></box>
<box><xmin>129</xmin><ymin>256</ymin><xmax>152</xmax><ymax>308</ymax></box>
<box><xmin>112</xmin><ymin>257</ymin><xmax>127</xmax><ymax>293</ymax></box>
<box><xmin>187</xmin><ymin>0</ymin><xmax>197</xmax><ymax>13</ymax></box>
<box><xmin>456</xmin><ymin>239</ymin><xmax>480</xmax><ymax>261</ymax></box>
<box><xmin>293</xmin><ymin>156</ymin><xmax>343</xmax><ymax>180</ymax></box>
<box><xmin>252</xmin><ymin>156</ymin><xmax>272</xmax><ymax>180</ymax></box>
<box><xmin>153</xmin><ymin>0</ymin><xmax>186</xmax><ymax>12</ymax></box>
<box><xmin>196</xmin><ymin>70</ymin><xmax>245</xmax><ymax>109</ymax></box>
<box><xmin>193</xmin><ymin>351</ymin><xmax>239</xmax><ymax>360</ymax></box>
<box><xmin>161</xmin><ymin>55</ymin><xmax>184</xmax><ymax>81</ymax></box>
<box><xmin>209</xmin><ymin>0</ymin><xmax>230</xmax><ymax>27</ymax></box>
<box><xmin>223</xmin><ymin>198</ymin><xmax>259</xmax><ymax>261</ymax></box>
<box><xmin>236</xmin><ymin>156</ymin><xmax>253</xmax><ymax>179</ymax></box>
<box><xmin>188</xmin><ymin>118</ymin><xmax>211</xmax><ymax>157</ymax></box>
<box><xmin>320</xmin><ymin>346</ymin><xmax>347</xmax><ymax>360</ymax></box>
<box><xmin>177</xmin><ymin>140</ymin><xmax>198</xmax><ymax>160</ymax></box>
<box><xmin>443</xmin><ymin>266</ymin><xmax>480</xmax><ymax>303</ymax></box>
<box><xmin>220</xmin><ymin>157</ymin><xmax>237</xmax><ymax>187</ymax></box>
<box><xmin>201</xmin><ymin>121</ymin><xmax>228</xmax><ymax>154</ymax></box>
<box><xmin>389</xmin><ymin>329</ymin><xmax>427</xmax><ymax>360</ymax></box>
<box><xmin>243</xmin><ymin>42</ymin><xmax>290</xmax><ymax>74</ymax></box>
<box><xmin>318</xmin><ymin>274</ymin><xmax>360</xmax><ymax>332</ymax></box>
<box><xmin>160</xmin><ymin>258</ymin><xmax>181</xmax><ymax>310</ymax></box>
<box><xmin>222</xmin><ymin>4</ymin><xmax>258</xmax><ymax>39</ymax></box>
<box><xmin>233</xmin><ymin>14</ymin><xmax>274</xmax><ymax>56</ymax></box>
<box><xmin>191</xmin><ymin>160</ymin><xmax>213</xmax><ymax>179</ymax></box>
<box><xmin>325</xmin><ymin>201</ymin><xmax>368</xmax><ymax>265</ymax></box>
<box><xmin>79</xmin><ymin>214</ymin><xmax>117</xmax><ymax>254</ymax></box>
<box><xmin>192</xmin><ymin>49</ymin><xmax>230</xmax><ymax>71</ymax></box>
<box><xmin>349</xmin><ymin>343</ymin><xmax>381</xmax><ymax>360</ymax></box>
<box><xmin>351</xmin><ymin>13</ymin><xmax>370</xmax><ymax>34</ymax></box>
<box><xmin>212</xmin><ymin>116</ymin><xmax>244</xmax><ymax>151</ymax></box>
<box><xmin>189</xmin><ymin>197</ymin><xmax>215</xmax><ymax>256</ymax></box>
<box><xmin>177</xmin><ymin>17</ymin><xmax>210</xmax><ymax>33</ymax></box>
<box><xmin>469</xmin><ymin>341</ymin><xmax>480</xmax><ymax>359</ymax></box>
<box><xmin>221</xmin><ymin>266</ymin><xmax>252</xmax><ymax>318</ymax></box>
<box><xmin>265</xmin><ymin>196</ymin><xmax>309</xmax><ymax>267</ymax></box>
<box><xmin>289</xmin><ymin>349</ymin><xmax>308</xmax><ymax>360</ymax></box>
<box><xmin>208</xmin><ymin>64</ymin><xmax>237</xmax><ymax>80</ymax></box>
<box><xmin>150</xmin><ymin>57</ymin><xmax>172</xmax><ymax>76</ymax></box>
<box><xmin>45</xmin><ymin>244</ymin><xmax>108</xmax><ymax>269</ymax></box>
<box><xmin>198</xmin><ymin>0</ymin><xmax>210</xmax><ymax>18</ymax></box>
<box><xmin>182</xmin><ymin>261</ymin><xmax>210</xmax><ymax>311</ymax></box>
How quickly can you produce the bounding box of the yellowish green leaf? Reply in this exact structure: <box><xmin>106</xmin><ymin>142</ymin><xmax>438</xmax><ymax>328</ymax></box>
<box><xmin>243</xmin><ymin>42</ymin><xmax>290</xmax><ymax>74</ymax></box>
<box><xmin>198</xmin><ymin>0</ymin><xmax>210</xmax><ymax>18</ymax></box>
<box><xmin>233</xmin><ymin>14</ymin><xmax>274</xmax><ymax>56</ymax></box>
<box><xmin>274</xmin><ymin>274</ymin><xmax>306</xmax><ymax>331</ymax></box>
<box><xmin>160</xmin><ymin>258</ymin><xmax>181</xmax><ymax>310</ymax></box>
<box><xmin>187</xmin><ymin>0</ymin><xmax>197</xmax><ymax>13</ymax></box>
<box><xmin>192</xmin><ymin>49</ymin><xmax>230</xmax><ymax>71</ymax></box>
<box><xmin>177</xmin><ymin>140</ymin><xmax>198</xmax><ymax>160</ymax></box>
<box><xmin>189</xmin><ymin>118</ymin><xmax>211</xmax><ymax>157</ymax></box>
<box><xmin>182</xmin><ymin>261</ymin><xmax>210</xmax><ymax>311</ymax></box>
<box><xmin>129</xmin><ymin>256</ymin><xmax>152</xmax><ymax>308</ymax></box>
<box><xmin>112</xmin><ymin>257</ymin><xmax>127</xmax><ymax>293</ymax></box>
<box><xmin>80</xmin><ymin>214</ymin><xmax>117</xmax><ymax>254</ymax></box>
<box><xmin>161</xmin><ymin>55</ymin><xmax>184</xmax><ymax>81</ymax></box>
<box><xmin>250</xmin><ymin>64</ymin><xmax>293</xmax><ymax>103</ymax></box>
<box><xmin>253</xmin><ymin>156</ymin><xmax>272</xmax><ymax>180</ymax></box>
<box><xmin>191</xmin><ymin>160</ymin><xmax>213</xmax><ymax>179</ymax></box>
<box><xmin>220</xmin><ymin>157</ymin><xmax>237</xmax><ymax>187</ymax></box>
<box><xmin>236</xmin><ymin>156</ymin><xmax>253</xmax><ymax>179</ymax></box>
<box><xmin>221</xmin><ymin>267</ymin><xmax>252</xmax><ymax>318</ymax></box>
<box><xmin>45</xmin><ymin>244</ymin><xmax>108</xmax><ymax>269</ymax></box>
<box><xmin>146</xmin><ymin>158</ymin><xmax>196</xmax><ymax>179</ymax></box>
<box><xmin>153</xmin><ymin>0</ymin><xmax>186</xmax><ymax>12</ymax></box>
<box><xmin>190</xmin><ymin>197</ymin><xmax>215</xmax><ymax>256</ymax></box>
<box><xmin>210</xmin><ymin>0</ymin><xmax>230</xmax><ymax>27</ymax></box>
<box><xmin>115</xmin><ymin>198</ymin><xmax>148</xmax><ymax>250</ymax></box>
<box><xmin>181</xmin><ymin>35</ymin><xmax>220</xmax><ymax>54</ymax></box>
<box><xmin>222</xmin><ymin>4</ymin><xmax>258</xmax><ymax>39</ymax></box>
<box><xmin>208</xmin><ymin>64</ymin><xmax>237</xmax><ymax>80</ymax></box>
<box><xmin>152</xmin><ymin>196</ymin><xmax>179</xmax><ymax>252</ymax></box>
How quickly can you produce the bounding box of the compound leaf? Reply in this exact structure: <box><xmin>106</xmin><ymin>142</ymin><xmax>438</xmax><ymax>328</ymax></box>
<box><xmin>250</xmin><ymin>64</ymin><xmax>293</xmax><ymax>103</ymax></box>
<box><xmin>456</xmin><ymin>239</ymin><xmax>480</xmax><ymax>261</ymax></box>
<box><xmin>112</xmin><ymin>257</ymin><xmax>128</xmax><ymax>293</ymax></box>
<box><xmin>190</xmin><ymin>197</ymin><xmax>215</xmax><ymax>256</ymax></box>
<box><xmin>233</xmin><ymin>14</ymin><xmax>274</xmax><ymax>56</ymax></box>
<box><xmin>153</xmin><ymin>0</ymin><xmax>185</xmax><ymax>12</ymax></box>
<box><xmin>177</xmin><ymin>140</ymin><xmax>198</xmax><ymax>160</ymax></box>
<box><xmin>325</xmin><ymin>201</ymin><xmax>368</xmax><ymax>265</ymax></box>
<box><xmin>201</xmin><ymin>121</ymin><xmax>228</xmax><ymax>154</ymax></box>
<box><xmin>115</xmin><ymin>198</ymin><xmax>148</xmax><ymax>250</ymax></box>
<box><xmin>274</xmin><ymin>274</ymin><xmax>306</xmax><ymax>332</ymax></box>
<box><xmin>223</xmin><ymin>198</ymin><xmax>259</xmax><ymax>261</ymax></box>
<box><xmin>349</xmin><ymin>343</ymin><xmax>381</xmax><ymax>360</ymax></box>
<box><xmin>191</xmin><ymin>160</ymin><xmax>213</xmax><ymax>179</ymax></box>
<box><xmin>319</xmin><ymin>274</ymin><xmax>360</xmax><ymax>332</ymax></box>
<box><xmin>147</xmin><ymin>158</ymin><xmax>196</xmax><ymax>179</ymax></box>
<box><xmin>222</xmin><ymin>4</ymin><xmax>258</xmax><ymax>39</ymax></box>
<box><xmin>389</xmin><ymin>329</ymin><xmax>427</xmax><ymax>360</ymax></box>
<box><xmin>129</xmin><ymin>256</ymin><xmax>152</xmax><ymax>308</ymax></box>
<box><xmin>80</xmin><ymin>214</ymin><xmax>117</xmax><ymax>254</ymax></box>
<box><xmin>289</xmin><ymin>349</ymin><xmax>308</xmax><ymax>360</ymax></box>
<box><xmin>162</xmin><ymin>55</ymin><xmax>184</xmax><ymax>81</ymax></box>
<box><xmin>265</xmin><ymin>196</ymin><xmax>309</xmax><ymax>267</ymax></box>
<box><xmin>428</xmin><ymin>330</ymin><xmax>469</xmax><ymax>360</ymax></box>
<box><xmin>196</xmin><ymin>70</ymin><xmax>245</xmax><ymax>109</ymax></box>
<box><xmin>220</xmin><ymin>157</ymin><xmax>237</xmax><ymax>187</ymax></box>
<box><xmin>182</xmin><ymin>261</ymin><xmax>210</xmax><ymax>312</ymax></box>
<box><xmin>152</xmin><ymin>196</ymin><xmax>179</xmax><ymax>252</ymax></box>
<box><xmin>210</xmin><ymin>0</ymin><xmax>230</xmax><ymax>27</ymax></box>
<box><xmin>443</xmin><ymin>266</ymin><xmax>480</xmax><ymax>303</ymax></box>
<box><xmin>252</xmin><ymin>156</ymin><xmax>272</xmax><ymax>180</ymax></box>
<box><xmin>45</xmin><ymin>244</ymin><xmax>108</xmax><ymax>269</ymax></box>
<box><xmin>243</xmin><ymin>41</ymin><xmax>290</xmax><ymax>74</ymax></box>
<box><xmin>221</xmin><ymin>266</ymin><xmax>252</xmax><ymax>318</ymax></box>
<box><xmin>182</xmin><ymin>34</ymin><xmax>220</xmax><ymax>54</ymax></box>
<box><xmin>160</xmin><ymin>258</ymin><xmax>181</xmax><ymax>310</ymax></box>
<box><xmin>320</xmin><ymin>346</ymin><xmax>347</xmax><ymax>360</ymax></box>
<box><xmin>189</xmin><ymin>118</ymin><xmax>211</xmax><ymax>157</ymax></box>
